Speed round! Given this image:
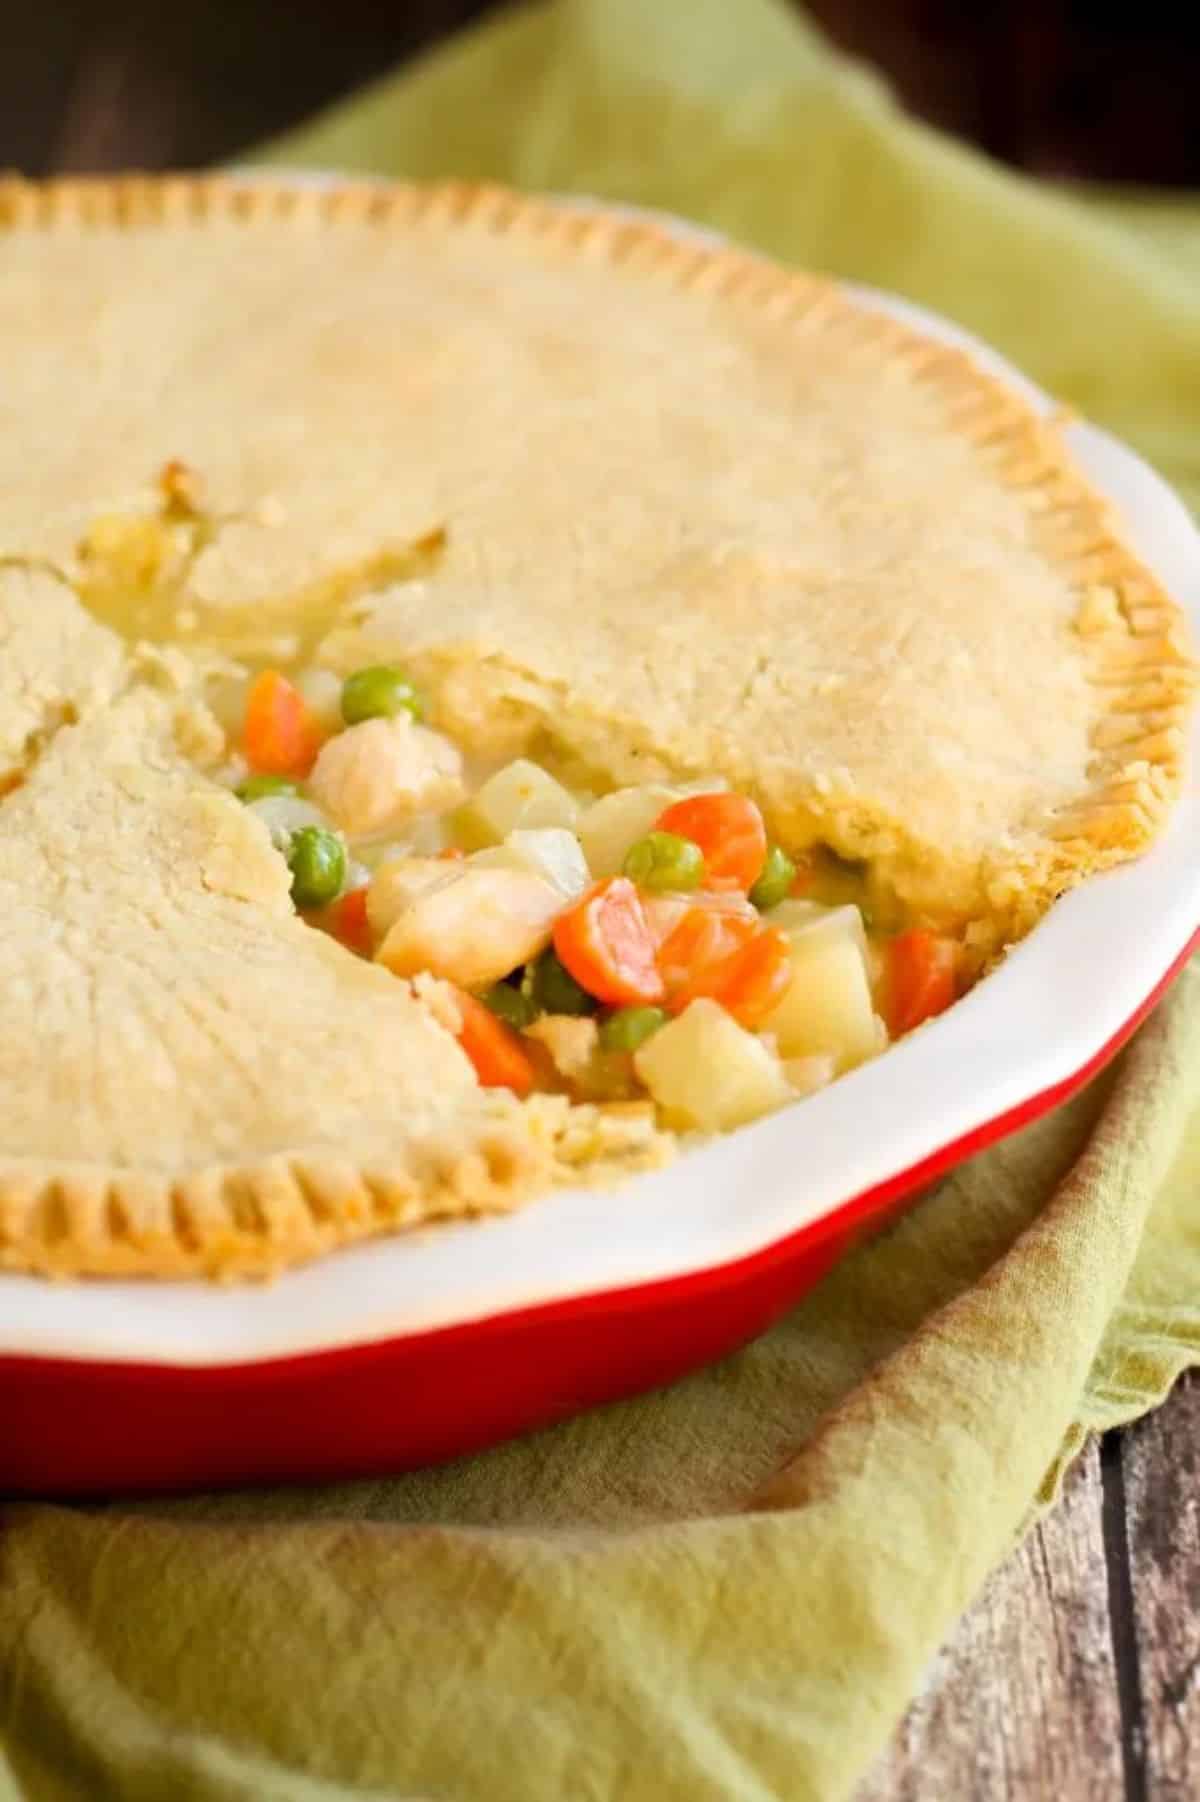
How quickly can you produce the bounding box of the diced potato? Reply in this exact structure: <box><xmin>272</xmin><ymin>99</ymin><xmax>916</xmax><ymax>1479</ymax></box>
<box><xmin>762</xmin><ymin>897</ymin><xmax>827</xmax><ymax>934</ymax></box>
<box><xmin>634</xmin><ymin>999</ymin><xmax>791</xmax><ymax>1131</ymax></box>
<box><xmin>453</xmin><ymin>760</ymin><xmax>578</xmax><ymax>848</ymax></box>
<box><xmin>309</xmin><ymin>716</ymin><xmax>464</xmax><ymax>838</ymax></box>
<box><xmin>366</xmin><ymin>856</ymin><xmax>457</xmax><ymax>938</ymax></box>
<box><xmin>469</xmin><ymin>828</ymin><xmax>590</xmax><ymax>901</ymax></box>
<box><xmin>375</xmin><ymin>866</ymin><xmax>564</xmax><ymax>989</ymax></box>
<box><xmin>779</xmin><ymin>903</ymin><xmax>872</xmax><ymax>963</ymax></box>
<box><xmin>294</xmin><ymin>666</ymin><xmax>344</xmax><ymax>735</ymax></box>
<box><xmin>575</xmin><ymin>784</ymin><xmax>681</xmax><ymax>878</ymax></box>
<box><xmin>760</xmin><ymin>905</ymin><xmax>881</xmax><ymax>1070</ymax></box>
<box><xmin>783</xmin><ymin>1053</ymin><xmax>837</xmax><ymax>1098</ymax></box>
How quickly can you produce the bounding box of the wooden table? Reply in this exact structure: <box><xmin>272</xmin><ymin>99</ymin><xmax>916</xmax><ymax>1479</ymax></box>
<box><xmin>6</xmin><ymin>6</ymin><xmax>1197</xmax><ymax>1796</ymax></box>
<box><xmin>859</xmin><ymin>1374</ymin><xmax>1200</xmax><ymax>1800</ymax></box>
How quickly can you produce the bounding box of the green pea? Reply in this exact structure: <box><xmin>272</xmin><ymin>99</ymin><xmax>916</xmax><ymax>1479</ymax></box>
<box><xmin>482</xmin><ymin>982</ymin><xmax>538</xmax><ymax>1031</ymax></box>
<box><xmin>530</xmin><ymin>948</ymin><xmax>596</xmax><ymax>1017</ymax></box>
<box><xmin>235</xmin><ymin>773</ymin><xmax>299</xmax><ymax>803</ymax></box>
<box><xmin>749</xmin><ymin>844</ymin><xmax>797</xmax><ymax>911</ymax></box>
<box><xmin>622</xmin><ymin>831</ymin><xmax>705</xmax><ymax>893</ymax></box>
<box><xmin>287</xmin><ymin>826</ymin><xmax>347</xmax><ymax>909</ymax></box>
<box><xmin>340</xmin><ymin>665</ymin><xmax>424</xmax><ymax>726</ymax></box>
<box><xmin>598</xmin><ymin>1007</ymin><xmax>667</xmax><ymax>1053</ymax></box>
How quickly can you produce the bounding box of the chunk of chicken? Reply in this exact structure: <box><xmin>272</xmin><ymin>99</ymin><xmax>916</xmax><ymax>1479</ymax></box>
<box><xmin>468</xmin><ymin>828</ymin><xmax>589</xmax><ymax>901</ymax></box>
<box><xmin>309</xmin><ymin>716</ymin><xmax>464</xmax><ymax>839</ymax></box>
<box><xmin>524</xmin><ymin>1014</ymin><xmax>599</xmax><ymax>1084</ymax></box>
<box><xmin>376</xmin><ymin>866</ymin><xmax>565</xmax><ymax>989</ymax></box>
<box><xmin>366</xmin><ymin>856</ymin><xmax>457</xmax><ymax>939</ymax></box>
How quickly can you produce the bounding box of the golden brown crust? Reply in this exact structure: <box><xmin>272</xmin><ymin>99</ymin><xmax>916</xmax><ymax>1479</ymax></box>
<box><xmin>0</xmin><ymin>1097</ymin><xmax>670</xmax><ymax>1281</ymax></box>
<box><xmin>0</xmin><ymin>173</ymin><xmax>1190</xmax><ymax>932</ymax></box>
<box><xmin>0</xmin><ymin>174</ymin><xmax>1191</xmax><ymax>1278</ymax></box>
<box><xmin>0</xmin><ymin>636</ymin><xmax>668</xmax><ymax>1282</ymax></box>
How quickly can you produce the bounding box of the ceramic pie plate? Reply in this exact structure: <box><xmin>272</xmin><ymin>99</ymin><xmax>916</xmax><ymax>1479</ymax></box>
<box><xmin>1</xmin><ymin>197</ymin><xmax>1197</xmax><ymax>1495</ymax></box>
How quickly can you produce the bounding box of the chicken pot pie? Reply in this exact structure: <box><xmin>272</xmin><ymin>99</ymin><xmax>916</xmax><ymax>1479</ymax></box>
<box><xmin>0</xmin><ymin>176</ymin><xmax>1192</xmax><ymax>1279</ymax></box>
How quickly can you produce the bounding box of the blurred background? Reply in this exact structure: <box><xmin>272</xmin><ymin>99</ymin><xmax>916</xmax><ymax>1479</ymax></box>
<box><xmin>5</xmin><ymin>0</ymin><xmax>1200</xmax><ymax>183</ymax></box>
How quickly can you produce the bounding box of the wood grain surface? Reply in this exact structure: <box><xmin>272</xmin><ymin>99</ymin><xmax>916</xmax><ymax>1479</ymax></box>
<box><xmin>858</xmin><ymin>1443</ymin><xmax>1125</xmax><ymax>1800</ymax></box>
<box><xmin>856</xmin><ymin>1378</ymin><xmax>1200</xmax><ymax>1801</ymax></box>
<box><xmin>1122</xmin><ymin>1374</ymin><xmax>1200</xmax><ymax>1799</ymax></box>
<box><xmin>2</xmin><ymin>5</ymin><xmax>1197</xmax><ymax>1797</ymax></box>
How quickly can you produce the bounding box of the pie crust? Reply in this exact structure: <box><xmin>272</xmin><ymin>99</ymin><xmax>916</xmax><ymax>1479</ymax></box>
<box><xmin>0</xmin><ymin>176</ymin><xmax>1191</xmax><ymax>1278</ymax></box>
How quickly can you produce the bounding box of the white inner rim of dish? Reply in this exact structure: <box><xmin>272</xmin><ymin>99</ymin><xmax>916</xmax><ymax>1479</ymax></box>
<box><xmin>1</xmin><ymin>194</ymin><xmax>1197</xmax><ymax>1366</ymax></box>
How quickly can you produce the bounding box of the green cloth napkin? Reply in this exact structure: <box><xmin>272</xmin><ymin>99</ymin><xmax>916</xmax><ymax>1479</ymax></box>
<box><xmin>4</xmin><ymin>5</ymin><xmax>1200</xmax><ymax>1799</ymax></box>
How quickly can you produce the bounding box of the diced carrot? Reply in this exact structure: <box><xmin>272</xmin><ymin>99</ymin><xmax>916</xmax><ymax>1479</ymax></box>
<box><xmin>657</xmin><ymin>904</ymin><xmax>758</xmax><ymax>1000</ymax></box>
<box><xmin>329</xmin><ymin>886</ymin><xmax>373</xmax><ymax>958</ymax></box>
<box><xmin>243</xmin><ymin>670</ymin><xmax>324</xmax><ymax>778</ymax></box>
<box><xmin>452</xmin><ymin>989</ymin><xmax>537</xmax><ymax>1096</ymax></box>
<box><xmin>671</xmin><ymin>926</ymin><xmax>794</xmax><ymax>1028</ymax></box>
<box><xmin>640</xmin><ymin>893</ymin><xmax>694</xmax><ymax>952</ymax></box>
<box><xmin>654</xmin><ymin>793</ymin><xmax>768</xmax><ymax>893</ymax></box>
<box><xmin>883</xmin><ymin>929</ymin><xmax>959</xmax><ymax>1037</ymax></box>
<box><xmin>436</xmin><ymin>846</ymin><xmax>465</xmax><ymax>861</ymax></box>
<box><xmin>553</xmin><ymin>877</ymin><xmax>664</xmax><ymax>1007</ymax></box>
<box><xmin>642</xmin><ymin>888</ymin><xmax>756</xmax><ymax>952</ymax></box>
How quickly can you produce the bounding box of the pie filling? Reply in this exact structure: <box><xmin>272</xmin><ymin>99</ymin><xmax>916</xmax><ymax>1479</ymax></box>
<box><xmin>209</xmin><ymin>658</ymin><xmax>961</xmax><ymax>1137</ymax></box>
<box><xmin>42</xmin><ymin>474</ymin><xmax>974</xmax><ymax>1143</ymax></box>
